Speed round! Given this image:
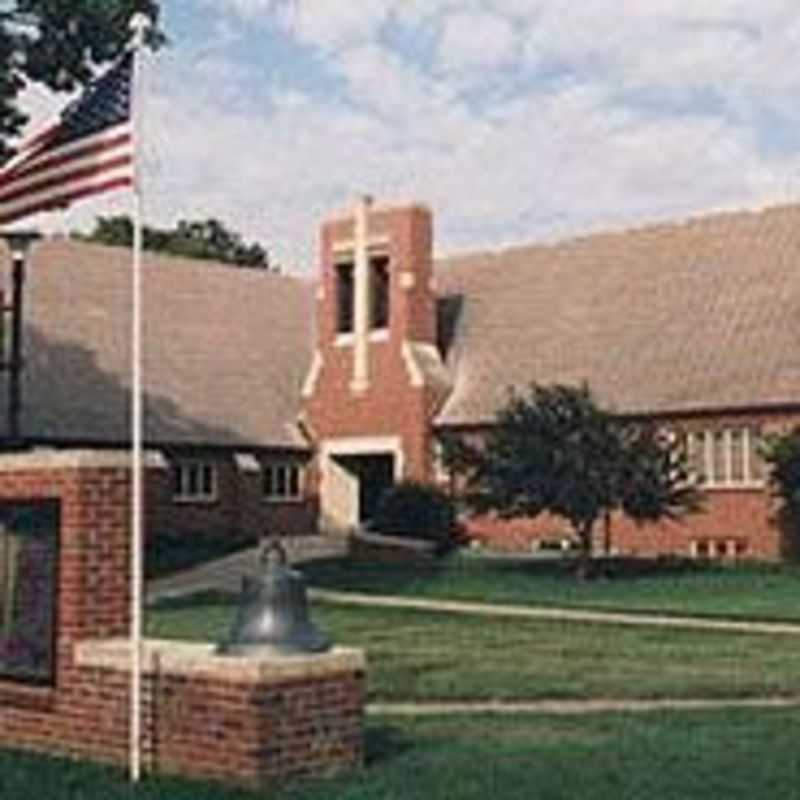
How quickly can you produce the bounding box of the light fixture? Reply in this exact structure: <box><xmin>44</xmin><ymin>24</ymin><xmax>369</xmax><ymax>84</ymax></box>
<box><xmin>1</xmin><ymin>230</ymin><xmax>41</xmax><ymax>263</ymax></box>
<box><xmin>0</xmin><ymin>230</ymin><xmax>42</xmax><ymax>446</ymax></box>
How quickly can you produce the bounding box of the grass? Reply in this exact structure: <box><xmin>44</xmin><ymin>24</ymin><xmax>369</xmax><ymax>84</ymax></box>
<box><xmin>4</xmin><ymin>709</ymin><xmax>800</xmax><ymax>799</ymax></box>
<box><xmin>302</xmin><ymin>554</ymin><xmax>800</xmax><ymax>621</ymax></box>
<box><xmin>11</xmin><ymin>559</ymin><xmax>800</xmax><ymax>798</ymax></box>
<box><xmin>149</xmin><ymin>594</ymin><xmax>800</xmax><ymax>701</ymax></box>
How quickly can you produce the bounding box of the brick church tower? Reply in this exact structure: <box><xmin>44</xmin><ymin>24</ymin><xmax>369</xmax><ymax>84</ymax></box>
<box><xmin>301</xmin><ymin>197</ymin><xmax>450</xmax><ymax>535</ymax></box>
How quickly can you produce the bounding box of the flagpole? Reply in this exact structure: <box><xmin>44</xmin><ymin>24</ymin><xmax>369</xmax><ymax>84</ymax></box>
<box><xmin>128</xmin><ymin>12</ymin><xmax>149</xmax><ymax>785</ymax></box>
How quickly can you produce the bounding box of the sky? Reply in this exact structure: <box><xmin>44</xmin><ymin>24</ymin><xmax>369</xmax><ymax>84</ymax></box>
<box><xmin>17</xmin><ymin>0</ymin><xmax>800</xmax><ymax>274</ymax></box>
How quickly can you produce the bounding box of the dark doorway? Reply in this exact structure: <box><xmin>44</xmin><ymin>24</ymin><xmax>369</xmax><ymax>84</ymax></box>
<box><xmin>337</xmin><ymin>453</ymin><xmax>395</xmax><ymax>527</ymax></box>
<box><xmin>357</xmin><ymin>454</ymin><xmax>395</xmax><ymax>526</ymax></box>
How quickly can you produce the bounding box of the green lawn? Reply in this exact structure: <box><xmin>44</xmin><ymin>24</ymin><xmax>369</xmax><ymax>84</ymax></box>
<box><xmin>3</xmin><ymin>709</ymin><xmax>800</xmax><ymax>799</ymax></box>
<box><xmin>302</xmin><ymin>555</ymin><xmax>800</xmax><ymax>621</ymax></box>
<box><xmin>148</xmin><ymin>595</ymin><xmax>800</xmax><ymax>701</ymax></box>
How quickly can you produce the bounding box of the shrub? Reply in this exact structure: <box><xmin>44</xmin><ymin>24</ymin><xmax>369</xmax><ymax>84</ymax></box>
<box><xmin>371</xmin><ymin>481</ymin><xmax>458</xmax><ymax>550</ymax></box>
<box><xmin>763</xmin><ymin>429</ymin><xmax>800</xmax><ymax>558</ymax></box>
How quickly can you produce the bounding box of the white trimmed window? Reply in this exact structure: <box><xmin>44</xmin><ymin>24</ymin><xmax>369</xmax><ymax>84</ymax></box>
<box><xmin>431</xmin><ymin>440</ymin><xmax>450</xmax><ymax>485</ymax></box>
<box><xmin>263</xmin><ymin>463</ymin><xmax>304</xmax><ymax>502</ymax></box>
<box><xmin>173</xmin><ymin>461</ymin><xmax>218</xmax><ymax>502</ymax></box>
<box><xmin>683</xmin><ymin>427</ymin><xmax>764</xmax><ymax>488</ymax></box>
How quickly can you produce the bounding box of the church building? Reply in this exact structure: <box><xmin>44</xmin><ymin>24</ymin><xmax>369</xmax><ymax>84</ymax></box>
<box><xmin>4</xmin><ymin>198</ymin><xmax>800</xmax><ymax>560</ymax></box>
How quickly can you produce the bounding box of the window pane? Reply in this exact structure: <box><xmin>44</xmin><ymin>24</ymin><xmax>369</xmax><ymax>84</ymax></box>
<box><xmin>370</xmin><ymin>254</ymin><xmax>390</xmax><ymax>329</ymax></box>
<box><xmin>748</xmin><ymin>430</ymin><xmax>765</xmax><ymax>482</ymax></box>
<box><xmin>275</xmin><ymin>466</ymin><xmax>288</xmax><ymax>497</ymax></box>
<box><xmin>336</xmin><ymin>262</ymin><xmax>354</xmax><ymax>334</ymax></box>
<box><xmin>288</xmin><ymin>466</ymin><xmax>300</xmax><ymax>498</ymax></box>
<box><xmin>263</xmin><ymin>466</ymin><xmax>275</xmax><ymax>497</ymax></box>
<box><xmin>712</xmin><ymin>431</ymin><xmax>726</xmax><ymax>485</ymax></box>
<box><xmin>187</xmin><ymin>464</ymin><xmax>199</xmax><ymax>497</ymax></box>
<box><xmin>686</xmin><ymin>433</ymin><xmax>706</xmax><ymax>481</ymax></box>
<box><xmin>0</xmin><ymin>502</ymin><xmax>59</xmax><ymax>684</ymax></box>
<box><xmin>730</xmin><ymin>429</ymin><xmax>744</xmax><ymax>482</ymax></box>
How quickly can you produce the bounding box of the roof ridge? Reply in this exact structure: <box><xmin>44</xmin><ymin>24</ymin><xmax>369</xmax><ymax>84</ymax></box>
<box><xmin>434</xmin><ymin>201</ymin><xmax>800</xmax><ymax>267</ymax></box>
<box><xmin>24</xmin><ymin>237</ymin><xmax>312</xmax><ymax>284</ymax></box>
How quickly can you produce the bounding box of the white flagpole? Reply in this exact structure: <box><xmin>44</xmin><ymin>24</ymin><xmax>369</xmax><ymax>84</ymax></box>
<box><xmin>128</xmin><ymin>12</ymin><xmax>149</xmax><ymax>785</ymax></box>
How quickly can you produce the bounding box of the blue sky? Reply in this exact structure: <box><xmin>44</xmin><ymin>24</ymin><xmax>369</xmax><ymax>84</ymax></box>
<box><xmin>19</xmin><ymin>0</ymin><xmax>800</xmax><ymax>273</ymax></box>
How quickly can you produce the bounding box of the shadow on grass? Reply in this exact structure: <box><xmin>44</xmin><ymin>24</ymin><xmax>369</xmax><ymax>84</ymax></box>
<box><xmin>303</xmin><ymin>555</ymin><xmax>451</xmax><ymax>593</ymax></box>
<box><xmin>302</xmin><ymin>552</ymin><xmax>720</xmax><ymax>591</ymax></box>
<box><xmin>150</xmin><ymin>590</ymin><xmax>237</xmax><ymax>612</ymax></box>
<box><xmin>363</xmin><ymin>724</ymin><xmax>415</xmax><ymax>767</ymax></box>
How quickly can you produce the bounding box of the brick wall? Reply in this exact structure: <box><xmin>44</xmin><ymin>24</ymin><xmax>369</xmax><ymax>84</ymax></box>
<box><xmin>463</xmin><ymin>490</ymin><xmax>782</xmax><ymax>560</ymax></box>
<box><xmin>0</xmin><ymin>451</ymin><xmax>364</xmax><ymax>789</ymax></box>
<box><xmin>452</xmin><ymin>410</ymin><xmax>800</xmax><ymax>561</ymax></box>
<box><xmin>0</xmin><ymin>452</ymin><xmax>133</xmax><ymax>764</ymax></box>
<box><xmin>147</xmin><ymin>452</ymin><xmax>316</xmax><ymax>541</ymax></box>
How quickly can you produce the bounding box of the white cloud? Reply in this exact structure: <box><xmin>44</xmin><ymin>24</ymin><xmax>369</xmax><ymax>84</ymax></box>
<box><xmin>14</xmin><ymin>0</ymin><xmax>800</xmax><ymax>279</ymax></box>
<box><xmin>338</xmin><ymin>43</ymin><xmax>458</xmax><ymax>122</ymax></box>
<box><xmin>437</xmin><ymin>11</ymin><xmax>518</xmax><ymax>75</ymax></box>
<box><xmin>275</xmin><ymin>0</ymin><xmax>391</xmax><ymax>52</ymax></box>
<box><xmin>203</xmin><ymin>0</ymin><xmax>289</xmax><ymax>21</ymax></box>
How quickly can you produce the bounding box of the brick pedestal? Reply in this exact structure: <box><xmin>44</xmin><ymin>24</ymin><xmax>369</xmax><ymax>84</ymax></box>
<box><xmin>0</xmin><ymin>450</ymin><xmax>365</xmax><ymax>788</ymax></box>
<box><xmin>75</xmin><ymin>639</ymin><xmax>365</xmax><ymax>788</ymax></box>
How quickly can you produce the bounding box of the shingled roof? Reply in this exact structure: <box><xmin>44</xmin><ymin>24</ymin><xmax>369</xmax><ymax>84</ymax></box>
<box><xmin>1</xmin><ymin>239</ymin><xmax>314</xmax><ymax>448</ymax></box>
<box><xmin>4</xmin><ymin>203</ymin><xmax>798</xmax><ymax>447</ymax></box>
<box><xmin>434</xmin><ymin>204</ymin><xmax>800</xmax><ymax>425</ymax></box>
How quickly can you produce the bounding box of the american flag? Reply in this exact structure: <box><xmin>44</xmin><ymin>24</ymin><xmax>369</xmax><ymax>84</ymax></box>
<box><xmin>0</xmin><ymin>52</ymin><xmax>134</xmax><ymax>226</ymax></box>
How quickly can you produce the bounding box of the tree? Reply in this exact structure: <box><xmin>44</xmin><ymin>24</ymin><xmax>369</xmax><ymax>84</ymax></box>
<box><xmin>0</xmin><ymin>1</ymin><xmax>163</xmax><ymax>162</ymax></box>
<box><xmin>454</xmin><ymin>383</ymin><xmax>701</xmax><ymax>577</ymax></box>
<box><xmin>763</xmin><ymin>428</ymin><xmax>800</xmax><ymax>558</ymax></box>
<box><xmin>78</xmin><ymin>215</ymin><xmax>275</xmax><ymax>271</ymax></box>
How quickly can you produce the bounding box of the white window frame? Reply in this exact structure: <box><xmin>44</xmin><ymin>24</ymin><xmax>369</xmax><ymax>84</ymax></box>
<box><xmin>263</xmin><ymin>462</ymin><xmax>305</xmax><ymax>503</ymax></box>
<box><xmin>173</xmin><ymin>460</ymin><xmax>218</xmax><ymax>503</ymax></box>
<box><xmin>683</xmin><ymin>427</ymin><xmax>765</xmax><ymax>490</ymax></box>
<box><xmin>431</xmin><ymin>439</ymin><xmax>450</xmax><ymax>485</ymax></box>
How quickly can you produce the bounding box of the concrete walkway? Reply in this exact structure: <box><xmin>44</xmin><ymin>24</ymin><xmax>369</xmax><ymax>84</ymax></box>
<box><xmin>367</xmin><ymin>697</ymin><xmax>800</xmax><ymax>716</ymax></box>
<box><xmin>148</xmin><ymin>543</ymin><xmax>800</xmax><ymax>636</ymax></box>
<box><xmin>147</xmin><ymin>535</ymin><xmax>347</xmax><ymax>604</ymax></box>
<box><xmin>309</xmin><ymin>589</ymin><xmax>800</xmax><ymax>636</ymax></box>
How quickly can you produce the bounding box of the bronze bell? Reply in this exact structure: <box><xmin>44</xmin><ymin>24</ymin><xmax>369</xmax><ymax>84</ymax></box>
<box><xmin>217</xmin><ymin>540</ymin><xmax>331</xmax><ymax>657</ymax></box>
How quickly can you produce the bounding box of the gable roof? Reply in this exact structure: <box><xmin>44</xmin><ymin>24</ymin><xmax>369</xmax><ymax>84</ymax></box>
<box><xmin>5</xmin><ymin>202</ymin><xmax>799</xmax><ymax>448</ymax></box>
<box><xmin>1</xmin><ymin>239</ymin><xmax>314</xmax><ymax>448</ymax></box>
<box><xmin>434</xmin><ymin>204</ymin><xmax>800</xmax><ymax>425</ymax></box>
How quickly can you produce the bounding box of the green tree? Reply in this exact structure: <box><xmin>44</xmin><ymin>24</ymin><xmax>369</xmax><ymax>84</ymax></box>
<box><xmin>0</xmin><ymin>2</ymin><xmax>163</xmax><ymax>162</ymax></box>
<box><xmin>456</xmin><ymin>383</ymin><xmax>701</xmax><ymax>577</ymax></box>
<box><xmin>79</xmin><ymin>214</ymin><xmax>275</xmax><ymax>270</ymax></box>
<box><xmin>763</xmin><ymin>429</ymin><xmax>800</xmax><ymax>558</ymax></box>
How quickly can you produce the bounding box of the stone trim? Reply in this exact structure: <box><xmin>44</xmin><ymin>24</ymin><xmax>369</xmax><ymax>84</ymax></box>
<box><xmin>321</xmin><ymin>436</ymin><xmax>405</xmax><ymax>481</ymax></box>
<box><xmin>74</xmin><ymin>638</ymin><xmax>365</xmax><ymax>683</ymax></box>
<box><xmin>0</xmin><ymin>448</ymin><xmax>166</xmax><ymax>471</ymax></box>
<box><xmin>326</xmin><ymin>199</ymin><xmax>431</xmax><ymax>223</ymax></box>
<box><xmin>331</xmin><ymin>236</ymin><xmax>391</xmax><ymax>254</ymax></box>
<box><xmin>399</xmin><ymin>271</ymin><xmax>416</xmax><ymax>290</ymax></box>
<box><xmin>301</xmin><ymin>349</ymin><xmax>324</xmax><ymax>398</ymax></box>
<box><xmin>234</xmin><ymin>452</ymin><xmax>261</xmax><ymax>473</ymax></box>
<box><xmin>401</xmin><ymin>341</ymin><xmax>425</xmax><ymax>387</ymax></box>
